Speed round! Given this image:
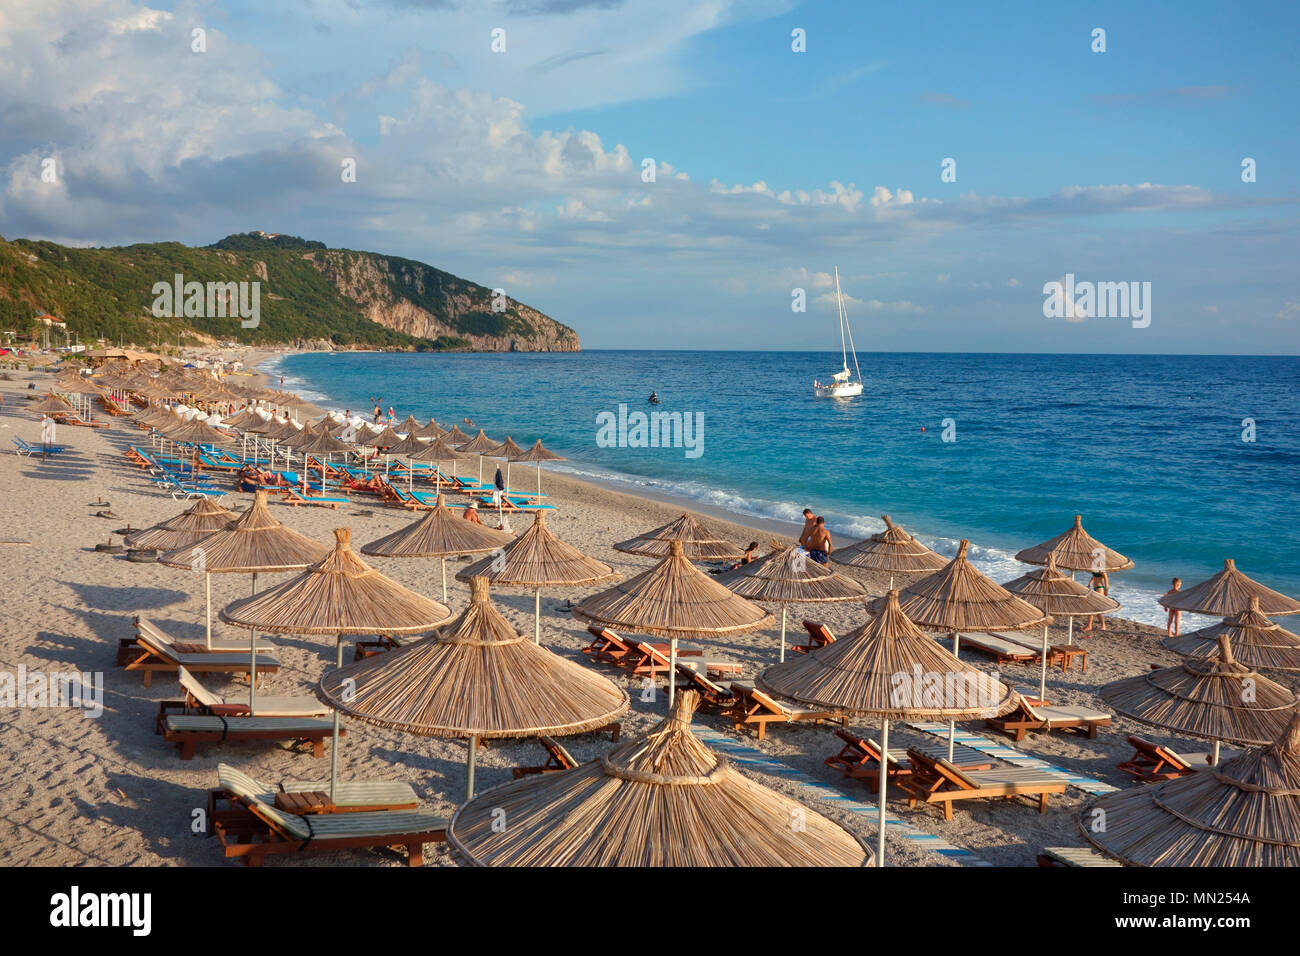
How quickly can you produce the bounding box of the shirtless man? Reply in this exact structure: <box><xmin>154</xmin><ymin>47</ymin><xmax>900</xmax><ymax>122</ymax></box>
<box><xmin>805</xmin><ymin>517</ymin><xmax>832</xmax><ymax>565</ymax></box>
<box><xmin>798</xmin><ymin>508</ymin><xmax>816</xmax><ymax>549</ymax></box>
<box><xmin>1163</xmin><ymin>578</ymin><xmax>1183</xmax><ymax>636</ymax></box>
<box><xmin>463</xmin><ymin>501</ymin><xmax>483</xmax><ymax>524</ymax></box>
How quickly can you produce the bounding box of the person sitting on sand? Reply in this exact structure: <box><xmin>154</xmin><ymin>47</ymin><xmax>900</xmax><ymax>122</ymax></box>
<box><xmin>798</xmin><ymin>508</ymin><xmax>815</xmax><ymax>549</ymax></box>
<box><xmin>1082</xmin><ymin>568</ymin><xmax>1110</xmax><ymax>633</ymax></box>
<box><xmin>238</xmin><ymin>464</ymin><xmax>261</xmax><ymax>493</ymax></box>
<box><xmin>805</xmin><ymin>517</ymin><xmax>832</xmax><ymax>565</ymax></box>
<box><xmin>463</xmin><ymin>501</ymin><xmax>483</xmax><ymax>524</ymax></box>
<box><xmin>711</xmin><ymin>541</ymin><xmax>758</xmax><ymax>573</ymax></box>
<box><xmin>1164</xmin><ymin>578</ymin><xmax>1183</xmax><ymax>636</ymax></box>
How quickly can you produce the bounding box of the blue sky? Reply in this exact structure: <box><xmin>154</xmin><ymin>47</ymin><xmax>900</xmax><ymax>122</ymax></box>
<box><xmin>2</xmin><ymin>0</ymin><xmax>1298</xmax><ymax>353</ymax></box>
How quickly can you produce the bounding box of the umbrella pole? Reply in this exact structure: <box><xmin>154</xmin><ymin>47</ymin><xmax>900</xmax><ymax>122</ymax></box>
<box><xmin>466</xmin><ymin>735</ymin><xmax>478</xmax><ymax>800</ymax></box>
<box><xmin>877</xmin><ymin>718</ymin><xmax>889</xmax><ymax>867</ymax></box>
<box><xmin>205</xmin><ymin>572</ymin><xmax>212</xmax><ymax>649</ymax></box>
<box><xmin>440</xmin><ymin>557</ymin><xmax>448</xmax><ymax>604</ymax></box>
<box><xmin>249</xmin><ymin>629</ymin><xmax>257</xmax><ymax>711</ymax></box>
<box><xmin>952</xmin><ymin>631</ymin><xmax>960</xmax><ymax>657</ymax></box>
<box><xmin>1211</xmin><ymin>739</ymin><xmax>1221</xmax><ymax>766</ymax></box>
<box><xmin>669</xmin><ymin>637</ymin><xmax>678</xmax><ymax>708</ymax></box>
<box><xmin>330</xmin><ymin>635</ymin><xmax>343</xmax><ymax>802</ymax></box>
<box><xmin>1039</xmin><ymin>626</ymin><xmax>1049</xmax><ymax>701</ymax></box>
<box><xmin>534</xmin><ymin>589</ymin><xmax>541</xmax><ymax>644</ymax></box>
<box><xmin>948</xmin><ymin>720</ymin><xmax>956</xmax><ymax>761</ymax></box>
<box><xmin>779</xmin><ymin>606</ymin><xmax>788</xmax><ymax>663</ymax></box>
<box><xmin>537</xmin><ymin>466</ymin><xmax>541</xmax><ymax>500</ymax></box>
<box><xmin>1067</xmin><ymin>616</ymin><xmax>1074</xmax><ymax>646</ymax></box>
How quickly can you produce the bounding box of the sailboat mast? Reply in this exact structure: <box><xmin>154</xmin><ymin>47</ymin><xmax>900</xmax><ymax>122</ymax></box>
<box><xmin>834</xmin><ymin>266</ymin><xmax>849</xmax><ymax>372</ymax></box>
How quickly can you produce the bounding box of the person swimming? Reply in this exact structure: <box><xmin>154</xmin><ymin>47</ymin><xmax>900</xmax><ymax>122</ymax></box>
<box><xmin>649</xmin><ymin>392</ymin><xmax>660</xmax><ymax>404</ymax></box>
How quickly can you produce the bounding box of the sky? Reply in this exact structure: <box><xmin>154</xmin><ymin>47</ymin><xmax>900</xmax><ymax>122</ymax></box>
<box><xmin>1</xmin><ymin>0</ymin><xmax>1298</xmax><ymax>353</ymax></box>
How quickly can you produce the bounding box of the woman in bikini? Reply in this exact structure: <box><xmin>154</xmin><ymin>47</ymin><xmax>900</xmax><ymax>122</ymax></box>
<box><xmin>1082</xmin><ymin>568</ymin><xmax>1110</xmax><ymax>632</ymax></box>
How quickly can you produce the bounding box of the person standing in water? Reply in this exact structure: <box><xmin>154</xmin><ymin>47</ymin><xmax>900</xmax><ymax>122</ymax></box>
<box><xmin>1163</xmin><ymin>578</ymin><xmax>1183</xmax><ymax>636</ymax></box>
<box><xmin>1082</xmin><ymin>568</ymin><xmax>1110</xmax><ymax>633</ymax></box>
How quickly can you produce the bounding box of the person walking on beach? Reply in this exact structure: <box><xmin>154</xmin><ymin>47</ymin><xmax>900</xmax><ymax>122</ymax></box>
<box><xmin>806</xmin><ymin>517</ymin><xmax>832</xmax><ymax>565</ymax></box>
<box><xmin>1164</xmin><ymin>578</ymin><xmax>1183</xmax><ymax>636</ymax></box>
<box><xmin>1082</xmin><ymin>569</ymin><xmax>1110</xmax><ymax>633</ymax></box>
<box><xmin>462</xmin><ymin>500</ymin><xmax>483</xmax><ymax>524</ymax></box>
<box><xmin>798</xmin><ymin>508</ymin><xmax>816</xmax><ymax>549</ymax></box>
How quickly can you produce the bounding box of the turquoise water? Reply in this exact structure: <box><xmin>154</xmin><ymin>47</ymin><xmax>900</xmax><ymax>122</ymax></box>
<box><xmin>270</xmin><ymin>350</ymin><xmax>1300</xmax><ymax>626</ymax></box>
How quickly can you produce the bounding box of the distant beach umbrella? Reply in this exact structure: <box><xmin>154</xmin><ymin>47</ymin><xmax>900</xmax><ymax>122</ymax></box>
<box><xmin>442</xmin><ymin>424</ymin><xmax>471</xmax><ymax>444</ymax></box>
<box><xmin>574</xmin><ymin>539</ymin><xmax>771</xmax><ymax>706</ymax></box>
<box><xmin>123</xmin><ymin>497</ymin><xmax>234</xmax><ymax>552</ymax></box>
<box><xmin>1163</xmin><ymin>597</ymin><xmax>1300</xmax><ymax>673</ymax></box>
<box><xmin>1159</xmin><ymin>558</ymin><xmax>1300</xmax><ymax>618</ymax></box>
<box><xmin>487</xmin><ymin>436</ymin><xmax>526</xmax><ymax>494</ymax></box>
<box><xmin>447</xmin><ymin>690</ymin><xmax>870</xmax><ymax>866</ymax></box>
<box><xmin>759</xmin><ymin>588</ymin><xmax>1017</xmax><ymax>867</ymax></box>
<box><xmin>613</xmin><ymin>513</ymin><xmax>746</xmax><ymax>561</ymax></box>
<box><xmin>27</xmin><ymin>393</ymin><xmax>72</xmax><ymax>415</ymax></box>
<box><xmin>318</xmin><ymin>576</ymin><xmax>627</xmax><ymax>800</ymax></box>
<box><xmin>1014</xmin><ymin>514</ymin><xmax>1134</xmax><ymax>573</ymax></box>
<box><xmin>1002</xmin><ymin>554</ymin><xmax>1121</xmax><ymax>697</ymax></box>
<box><xmin>362</xmin><ymin>493</ymin><xmax>515</xmax><ymax>602</ymax></box>
<box><xmin>365</xmin><ymin>425</ymin><xmax>403</xmax><ymax>449</ymax></box>
<box><xmin>873</xmin><ymin>538</ymin><xmax>1051</xmax><ymax>756</ymax></box>
<box><xmin>1080</xmin><ymin>711</ymin><xmax>1300</xmax><ymax>866</ymax></box>
<box><xmin>831</xmin><ymin>514</ymin><xmax>947</xmax><ymax>584</ymax></box>
<box><xmin>394</xmin><ymin>414</ymin><xmax>423</xmax><ymax>435</ymax></box>
<box><xmin>1100</xmin><ymin>634</ymin><xmax>1298</xmax><ymax>763</ymax></box>
<box><xmin>222</xmin><ymin>527</ymin><xmax>451</xmax><ymax>799</ymax></box>
<box><xmin>460</xmin><ymin>510</ymin><xmax>615</xmax><ymax>644</ymax></box>
<box><xmin>718</xmin><ymin>542</ymin><xmax>867</xmax><ymax>661</ymax></box>
<box><xmin>510</xmin><ymin>439</ymin><xmax>566</xmax><ymax>500</ymax></box>
<box><xmin>457</xmin><ymin>429</ymin><xmax>499</xmax><ymax>484</ymax></box>
<box><xmin>410</xmin><ymin>437</ymin><xmax>469</xmax><ymax>494</ymax></box>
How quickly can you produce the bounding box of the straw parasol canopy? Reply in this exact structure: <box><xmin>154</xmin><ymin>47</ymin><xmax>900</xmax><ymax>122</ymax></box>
<box><xmin>1163</xmin><ymin>597</ymin><xmax>1300</xmax><ymax>673</ymax></box>
<box><xmin>1014</xmin><ymin>514</ymin><xmax>1133</xmax><ymax>572</ymax></box>
<box><xmin>759</xmin><ymin>587</ymin><xmax>1018</xmax><ymax>866</ymax></box>
<box><xmin>442</xmin><ymin>424</ymin><xmax>470</xmax><ymax>444</ymax></box>
<box><xmin>123</xmin><ymin>497</ymin><xmax>235</xmax><ymax>552</ymax></box>
<box><xmin>613</xmin><ymin>513</ymin><xmax>746</xmax><ymax>561</ymax></box>
<box><xmin>361</xmin><ymin>493</ymin><xmax>515</xmax><ymax>601</ymax></box>
<box><xmin>363</xmin><ymin>425</ymin><xmax>402</xmax><ymax>448</ymax></box>
<box><xmin>316</xmin><ymin>575</ymin><xmax>627</xmax><ymax>746</ymax></box>
<box><xmin>1159</xmin><ymin>558</ymin><xmax>1300</xmax><ymax>618</ymax></box>
<box><xmin>457</xmin><ymin>429</ymin><xmax>498</xmax><ymax>453</ymax></box>
<box><xmin>574</xmin><ymin>539</ymin><xmax>772</xmax><ymax>705</ymax></box>
<box><xmin>831</xmin><ymin>514</ymin><xmax>948</xmax><ymax>576</ymax></box>
<box><xmin>28</xmin><ymin>393</ymin><xmax>72</xmax><ymax>414</ymax></box>
<box><xmin>459</xmin><ymin>510</ymin><xmax>616</xmax><ymax>643</ymax></box>
<box><xmin>163</xmin><ymin>416</ymin><xmax>236</xmax><ymax>445</ymax></box>
<box><xmin>877</xmin><ymin>539</ymin><xmax>1052</xmax><ymax>635</ymax></box>
<box><xmin>410</xmin><ymin>436</ymin><xmax>467</xmax><ymax>462</ymax></box>
<box><xmin>717</xmin><ymin>542</ymin><xmax>867</xmax><ymax>660</ymax></box>
<box><xmin>414</xmin><ymin>419</ymin><xmax>446</xmax><ymax>439</ymax></box>
<box><xmin>394</xmin><ymin>414</ymin><xmax>423</xmax><ymax>435</ymax></box>
<box><xmin>220</xmin><ymin>527</ymin><xmax>450</xmax><ymax>636</ymax></box>
<box><xmin>1080</xmin><ymin>711</ymin><xmax>1300</xmax><ymax>866</ymax></box>
<box><xmin>511</xmin><ymin>439</ymin><xmax>566</xmax><ymax>499</ymax></box>
<box><xmin>1100</xmin><ymin>634</ymin><xmax>1298</xmax><ymax>748</ymax></box>
<box><xmin>160</xmin><ymin>491</ymin><xmax>328</xmax><ymax>575</ymax></box>
<box><xmin>446</xmin><ymin>690</ymin><xmax>870</xmax><ymax>867</ymax></box>
<box><xmin>488</xmin><ymin>436</ymin><xmax>526</xmax><ymax>459</ymax></box>
<box><xmin>381</xmin><ymin>433</ymin><xmax>429</xmax><ymax>457</ymax></box>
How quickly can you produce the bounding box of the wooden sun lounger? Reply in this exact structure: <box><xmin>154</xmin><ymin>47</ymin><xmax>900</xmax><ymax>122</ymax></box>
<box><xmin>582</xmin><ymin>626</ymin><xmax>639</xmax><ymax>664</ymax></box>
<box><xmin>212</xmin><ymin>765</ymin><xmax>444</xmax><ymax>866</ymax></box>
<box><xmin>281</xmin><ymin>486</ymin><xmax>348</xmax><ymax>509</ymax></box>
<box><xmin>726</xmin><ymin>680</ymin><xmax>847</xmax><ymax>741</ymax></box>
<box><xmin>117</xmin><ymin>615</ymin><xmax>252</xmax><ymax>664</ymax></box>
<box><xmin>954</xmin><ymin>631</ymin><xmax>1041</xmax><ymax>664</ymax></box>
<box><xmin>122</xmin><ymin>622</ymin><xmax>280</xmax><ymax>688</ymax></box>
<box><xmin>792</xmin><ymin>620</ymin><xmax>836</xmax><ymax>655</ymax></box>
<box><xmin>674</xmin><ymin>664</ymin><xmax>737</xmax><ymax>710</ymax></box>
<box><xmin>1116</xmin><ymin>735</ymin><xmax>1236</xmax><ymax>782</ymax></box>
<box><xmin>351</xmin><ymin>634</ymin><xmax>420</xmax><ymax>661</ymax></box>
<box><xmin>823</xmin><ymin>729</ymin><xmax>992</xmax><ymax>793</ymax></box>
<box><xmin>1037</xmin><ymin>846</ymin><xmax>1122</xmax><ymax>867</ymax></box>
<box><xmin>984</xmin><ymin>696</ymin><xmax>1111</xmax><ymax>742</ymax></box>
<box><xmin>162</xmin><ymin>715</ymin><xmax>340</xmax><ymax>760</ymax></box>
<box><xmin>206</xmin><ymin>766</ymin><xmax>419</xmax><ymax>832</ymax></box>
<box><xmin>512</xmin><ymin>736</ymin><xmax>579</xmax><ymax>778</ymax></box>
<box><xmin>624</xmin><ymin>641</ymin><xmax>733</xmax><ymax>680</ymax></box>
<box><xmin>898</xmin><ymin>749</ymin><xmax>1067</xmax><ymax>821</ymax></box>
<box><xmin>156</xmin><ymin>667</ymin><xmax>330</xmax><ymax>727</ymax></box>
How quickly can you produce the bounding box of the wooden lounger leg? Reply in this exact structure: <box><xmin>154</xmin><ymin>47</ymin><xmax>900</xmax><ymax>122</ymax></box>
<box><xmin>1038</xmin><ymin>793</ymin><xmax>1050</xmax><ymax>813</ymax></box>
<box><xmin>407</xmin><ymin>841</ymin><xmax>423</xmax><ymax>867</ymax></box>
<box><xmin>943</xmin><ymin>800</ymin><xmax>953</xmax><ymax>822</ymax></box>
<box><xmin>312</xmin><ymin>738</ymin><xmax>325</xmax><ymax>758</ymax></box>
<box><xmin>178</xmin><ymin>739</ymin><xmax>196</xmax><ymax>760</ymax></box>
<box><xmin>1088</xmin><ymin>723</ymin><xmax>1100</xmax><ymax>739</ymax></box>
<box><xmin>755</xmin><ymin>721</ymin><xmax>766</xmax><ymax>741</ymax></box>
<box><xmin>142</xmin><ymin>669</ymin><xmax>153</xmax><ymax>689</ymax></box>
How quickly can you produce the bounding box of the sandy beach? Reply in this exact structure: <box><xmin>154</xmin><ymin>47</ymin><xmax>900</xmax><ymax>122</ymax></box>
<box><xmin>0</xmin><ymin>352</ymin><xmax>1262</xmax><ymax>868</ymax></box>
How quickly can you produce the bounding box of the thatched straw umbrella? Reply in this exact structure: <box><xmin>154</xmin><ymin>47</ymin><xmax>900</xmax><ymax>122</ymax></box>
<box><xmin>123</xmin><ymin>497</ymin><xmax>234</xmax><ymax>552</ymax></box>
<box><xmin>410</xmin><ymin>437</ymin><xmax>468</xmax><ymax>494</ymax></box>
<box><xmin>1159</xmin><ymin>558</ymin><xmax>1300</xmax><ymax>618</ymax></box>
<box><xmin>447</xmin><ymin>690</ymin><xmax>870</xmax><ymax>866</ymax></box>
<box><xmin>759</xmin><ymin>589</ymin><xmax>1017</xmax><ymax>866</ymax></box>
<box><xmin>291</xmin><ymin>426</ymin><xmax>353</xmax><ymax>493</ymax></box>
<box><xmin>28</xmin><ymin>393</ymin><xmax>72</xmax><ymax>415</ymax></box>
<box><xmin>830</xmin><ymin>514</ymin><xmax>947</xmax><ymax>586</ymax></box>
<box><xmin>574</xmin><ymin>539</ymin><xmax>772</xmax><ymax>705</ymax></box>
<box><xmin>1015</xmin><ymin>514</ymin><xmax>1134</xmax><ymax>572</ymax></box>
<box><xmin>613</xmin><ymin>513</ymin><xmax>745</xmax><ymax>561</ymax></box>
<box><xmin>1080</xmin><ymin>711</ymin><xmax>1300</xmax><ymax>866</ymax></box>
<box><xmin>318</xmin><ymin>576</ymin><xmax>628</xmax><ymax>799</ymax></box>
<box><xmin>394</xmin><ymin>414</ymin><xmax>423</xmax><ymax>435</ymax></box>
<box><xmin>457</xmin><ymin>429</ymin><xmax>498</xmax><ymax>485</ymax></box>
<box><xmin>159</xmin><ymin>490</ymin><xmax>329</xmax><ymax>687</ymax></box>
<box><xmin>1002</xmin><ymin>554</ymin><xmax>1121</xmax><ymax>697</ymax></box>
<box><xmin>1163</xmin><ymin>597</ymin><xmax>1300</xmax><ymax>673</ymax></box>
<box><xmin>442</xmin><ymin>424</ymin><xmax>470</xmax><ymax>445</ymax></box>
<box><xmin>510</xmin><ymin>439</ymin><xmax>566</xmax><ymax>500</ymax></box>
<box><xmin>361</xmin><ymin>493</ymin><xmax>515</xmax><ymax>602</ymax></box>
<box><xmin>1100</xmin><ymin>634</ymin><xmax>1298</xmax><ymax>764</ymax></box>
<box><xmin>458</xmin><ymin>511</ymin><xmax>615</xmax><ymax>644</ymax></box>
<box><xmin>487</xmin><ymin>436</ymin><xmax>526</xmax><ymax>495</ymax></box>
<box><xmin>873</xmin><ymin>539</ymin><xmax>1050</xmax><ymax>756</ymax></box>
<box><xmin>222</xmin><ymin>527</ymin><xmax>452</xmax><ymax>799</ymax></box>
<box><xmin>717</xmin><ymin>542</ymin><xmax>867</xmax><ymax>661</ymax></box>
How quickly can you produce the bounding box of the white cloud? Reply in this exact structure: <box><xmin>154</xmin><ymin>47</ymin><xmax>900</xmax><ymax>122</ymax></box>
<box><xmin>1277</xmin><ymin>302</ymin><xmax>1300</xmax><ymax>321</ymax></box>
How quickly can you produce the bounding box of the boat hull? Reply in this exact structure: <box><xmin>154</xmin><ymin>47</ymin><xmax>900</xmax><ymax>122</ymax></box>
<box><xmin>814</xmin><ymin>382</ymin><xmax>863</xmax><ymax>398</ymax></box>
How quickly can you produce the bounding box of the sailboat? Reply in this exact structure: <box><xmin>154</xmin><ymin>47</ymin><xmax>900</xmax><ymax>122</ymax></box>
<box><xmin>813</xmin><ymin>267</ymin><xmax>864</xmax><ymax>398</ymax></box>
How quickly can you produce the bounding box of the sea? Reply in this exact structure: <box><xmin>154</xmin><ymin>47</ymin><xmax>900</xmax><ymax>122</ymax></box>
<box><xmin>267</xmin><ymin>350</ymin><xmax>1300</xmax><ymax>627</ymax></box>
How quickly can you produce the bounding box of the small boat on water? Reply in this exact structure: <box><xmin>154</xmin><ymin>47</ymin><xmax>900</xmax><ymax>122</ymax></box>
<box><xmin>813</xmin><ymin>266</ymin><xmax>863</xmax><ymax>399</ymax></box>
